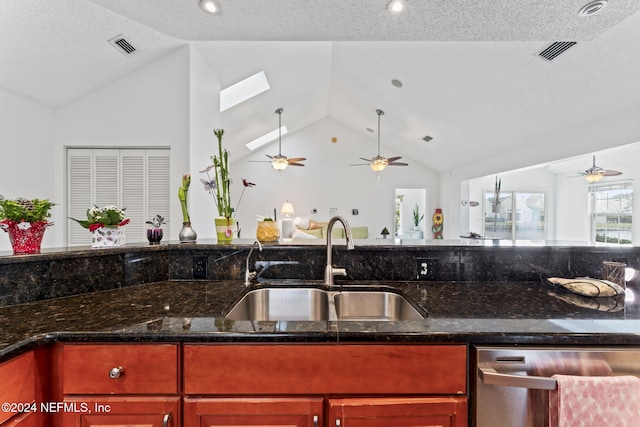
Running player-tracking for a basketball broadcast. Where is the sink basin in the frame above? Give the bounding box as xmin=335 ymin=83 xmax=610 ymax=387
xmin=225 ymin=287 xmax=426 ymax=321
xmin=333 ymin=291 xmax=425 ymax=321
xmin=225 ymin=288 xmax=329 ymax=321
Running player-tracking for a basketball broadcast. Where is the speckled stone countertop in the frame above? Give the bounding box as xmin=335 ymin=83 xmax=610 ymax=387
xmin=1 ymin=278 xmax=639 ymax=361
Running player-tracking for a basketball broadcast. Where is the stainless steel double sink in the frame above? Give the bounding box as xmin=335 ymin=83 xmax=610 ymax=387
xmin=225 ymin=286 xmax=426 ymax=321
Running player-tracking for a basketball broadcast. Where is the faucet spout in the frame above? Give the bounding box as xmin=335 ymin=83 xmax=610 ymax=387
xmin=324 ymin=216 xmax=355 ymax=286
xmin=244 ymin=240 xmax=263 ymax=286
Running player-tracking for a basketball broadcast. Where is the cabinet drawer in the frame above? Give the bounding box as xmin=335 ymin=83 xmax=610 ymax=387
xmin=0 ymin=352 xmax=36 ymax=424
xmin=184 ymin=344 xmax=467 ymax=395
xmin=62 ymin=344 xmax=178 ymax=395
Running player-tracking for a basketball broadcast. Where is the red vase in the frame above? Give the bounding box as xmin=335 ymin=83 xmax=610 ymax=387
xmin=1 ymin=220 xmax=49 ymax=254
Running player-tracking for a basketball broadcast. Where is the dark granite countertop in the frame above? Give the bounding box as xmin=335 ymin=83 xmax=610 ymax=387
xmin=2 ymin=278 xmax=640 ymax=361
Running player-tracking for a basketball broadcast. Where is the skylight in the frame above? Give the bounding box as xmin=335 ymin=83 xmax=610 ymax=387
xmin=220 ymin=71 xmax=270 ymax=112
xmin=246 ymin=126 xmax=288 ymax=151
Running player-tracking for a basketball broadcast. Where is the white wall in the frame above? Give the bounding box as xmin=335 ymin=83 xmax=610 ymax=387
xmin=228 ymin=117 xmax=440 ymax=240
xmin=188 ymin=46 xmax=221 ymax=239
xmin=0 ymin=88 xmax=55 ymax=251
xmin=54 ymin=46 xmax=192 ymax=245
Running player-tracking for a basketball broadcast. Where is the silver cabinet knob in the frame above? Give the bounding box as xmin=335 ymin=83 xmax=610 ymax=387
xmin=108 ymin=366 xmax=124 ymax=379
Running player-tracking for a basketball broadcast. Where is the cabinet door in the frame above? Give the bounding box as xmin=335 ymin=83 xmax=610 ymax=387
xmin=328 ymin=397 xmax=468 ymax=427
xmin=184 ymin=397 xmax=324 ymax=427
xmin=60 ymin=396 xmax=179 ymax=427
xmin=0 ymin=411 xmax=38 ymax=427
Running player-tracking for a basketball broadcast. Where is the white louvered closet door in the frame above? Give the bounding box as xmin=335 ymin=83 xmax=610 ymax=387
xmin=67 ymin=148 xmax=170 ymax=246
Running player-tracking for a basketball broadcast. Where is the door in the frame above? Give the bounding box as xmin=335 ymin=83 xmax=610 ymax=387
xmin=328 ymin=397 xmax=467 ymax=427
xmin=60 ymin=396 xmax=179 ymax=427
xmin=184 ymin=397 xmax=324 ymax=427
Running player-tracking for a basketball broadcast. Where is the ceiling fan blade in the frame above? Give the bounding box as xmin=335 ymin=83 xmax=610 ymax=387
xmin=286 ymin=157 xmax=306 ymax=163
xmin=386 ymin=156 xmax=403 ymax=162
xmin=388 ymin=162 xmax=409 ymax=166
xmin=359 ymin=157 xmax=373 ymax=162
xmin=603 ymin=170 xmax=622 ymax=176
xmin=350 ymin=163 xmax=371 ymax=166
xmin=248 ymin=160 xmax=270 ymax=163
xmin=265 ymin=154 xmax=274 ymax=159
xmin=288 ymin=162 xmax=305 ymax=167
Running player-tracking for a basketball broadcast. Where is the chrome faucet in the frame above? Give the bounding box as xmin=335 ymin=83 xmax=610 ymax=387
xmin=324 ymin=216 xmax=355 ymax=285
xmin=244 ymin=240 xmax=263 ymax=285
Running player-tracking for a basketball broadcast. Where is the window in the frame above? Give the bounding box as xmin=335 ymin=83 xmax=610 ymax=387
xmin=66 ymin=148 xmax=170 ymax=245
xmin=484 ymin=191 xmax=546 ymax=240
xmin=590 ymin=181 xmax=633 ymax=245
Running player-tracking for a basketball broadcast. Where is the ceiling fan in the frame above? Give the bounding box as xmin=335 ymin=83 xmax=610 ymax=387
xmin=578 ymin=155 xmax=622 ymax=183
xmin=250 ymin=108 xmax=306 ymax=171
xmin=350 ymin=109 xmax=408 ymax=171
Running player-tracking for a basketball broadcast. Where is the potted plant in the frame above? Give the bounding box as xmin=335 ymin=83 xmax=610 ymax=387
xmin=200 ymin=129 xmax=254 ymax=243
xmin=145 ymin=214 xmax=166 ymax=245
xmin=412 ymin=203 xmax=424 ymax=230
xmin=380 ymin=227 xmax=390 ymax=239
xmin=0 ymin=196 xmax=55 ymax=254
xmin=178 ymin=173 xmax=197 ymax=242
xmin=70 ymin=205 xmax=129 ymax=248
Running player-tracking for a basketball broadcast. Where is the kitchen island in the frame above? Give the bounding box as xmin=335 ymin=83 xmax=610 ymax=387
xmin=1 ymin=241 xmax=640 ymax=426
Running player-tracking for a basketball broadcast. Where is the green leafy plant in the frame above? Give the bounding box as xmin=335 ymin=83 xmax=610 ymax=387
xmin=200 ymin=129 xmax=232 ymax=218
xmin=70 ymin=205 xmax=129 ymax=231
xmin=146 ymin=214 xmax=166 ymax=228
xmin=178 ymin=173 xmax=191 ymax=223
xmin=0 ymin=196 xmax=54 ymax=223
xmin=381 ymin=226 xmax=390 ymax=237
xmin=412 ymin=204 xmax=424 ymax=227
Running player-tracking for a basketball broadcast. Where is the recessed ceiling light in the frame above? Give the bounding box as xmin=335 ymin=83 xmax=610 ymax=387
xmin=578 ymin=0 xmax=608 ymax=17
xmin=387 ymin=0 xmax=404 ymax=14
xmin=391 ymin=79 xmax=403 ymax=88
xmin=200 ymin=0 xmax=221 ymax=15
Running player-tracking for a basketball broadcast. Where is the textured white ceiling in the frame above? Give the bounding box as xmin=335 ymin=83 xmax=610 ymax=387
xmin=2 ymin=0 xmax=640 ymax=173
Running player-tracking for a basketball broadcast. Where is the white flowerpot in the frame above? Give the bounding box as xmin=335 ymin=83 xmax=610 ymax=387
xmin=91 ymin=226 xmax=126 ymax=248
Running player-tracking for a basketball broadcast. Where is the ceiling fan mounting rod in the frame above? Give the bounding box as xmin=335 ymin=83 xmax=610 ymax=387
xmin=276 ymin=107 xmax=283 ymax=155
xmin=376 ymin=109 xmax=384 ymax=156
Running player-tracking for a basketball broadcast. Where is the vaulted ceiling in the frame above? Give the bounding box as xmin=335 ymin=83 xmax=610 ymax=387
xmin=2 ymin=0 xmax=640 ymax=173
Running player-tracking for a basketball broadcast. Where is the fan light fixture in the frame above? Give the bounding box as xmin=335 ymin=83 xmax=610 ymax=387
xmin=200 ymin=0 xmax=221 ymax=14
xmin=584 ymin=171 xmax=605 ymax=183
xmin=271 ymin=108 xmax=288 ymax=171
xmin=371 ymin=110 xmax=388 ymax=172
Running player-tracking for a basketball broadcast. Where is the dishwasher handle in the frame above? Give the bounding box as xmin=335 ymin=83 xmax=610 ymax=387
xmin=478 ymin=367 xmax=557 ymax=390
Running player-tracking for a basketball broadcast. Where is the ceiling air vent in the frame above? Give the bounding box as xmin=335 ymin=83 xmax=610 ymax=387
xmin=538 ymin=41 xmax=577 ymax=61
xmin=108 ymin=35 xmax=137 ymax=56
xmin=422 ymin=135 xmax=433 ymax=142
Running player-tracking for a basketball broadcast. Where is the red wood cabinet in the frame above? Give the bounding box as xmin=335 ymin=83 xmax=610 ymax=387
xmin=0 ymin=411 xmax=38 ymax=427
xmin=59 ymin=396 xmax=179 ymax=427
xmin=53 ymin=344 xmax=180 ymax=427
xmin=184 ymin=397 xmax=324 ymax=427
xmin=0 ymin=350 xmax=46 ymax=427
xmin=183 ymin=344 xmax=468 ymax=427
xmin=328 ymin=397 xmax=468 ymax=427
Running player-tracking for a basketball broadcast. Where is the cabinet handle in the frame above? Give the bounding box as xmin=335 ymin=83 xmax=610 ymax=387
xmin=313 ymin=415 xmax=318 ymax=427
xmin=108 ymin=366 xmax=124 ymax=379
xmin=335 ymin=420 xmax=341 ymax=427
xmin=162 ymin=413 xmax=172 ymax=427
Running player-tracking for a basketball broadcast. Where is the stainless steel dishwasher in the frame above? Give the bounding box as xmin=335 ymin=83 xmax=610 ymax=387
xmin=475 ymin=346 xmax=640 ymax=427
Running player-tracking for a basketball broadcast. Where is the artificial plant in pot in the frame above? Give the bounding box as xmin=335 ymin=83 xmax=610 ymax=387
xmin=200 ymin=129 xmax=253 ymax=243
xmin=178 ymin=173 xmax=197 ymax=242
xmin=146 ymin=214 xmax=166 ymax=245
xmin=70 ymin=205 xmax=129 ymax=248
xmin=412 ymin=203 xmax=424 ymax=230
xmin=0 ymin=196 xmax=55 ymax=254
